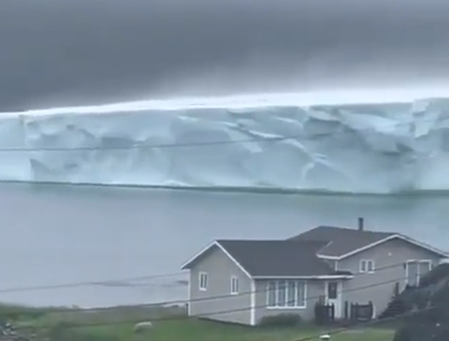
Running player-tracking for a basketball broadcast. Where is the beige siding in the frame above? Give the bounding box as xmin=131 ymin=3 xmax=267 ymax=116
xmin=254 ymin=279 xmax=325 ymax=323
xmin=339 ymin=238 xmax=443 ymax=317
xmin=188 ymin=246 xmax=253 ymax=325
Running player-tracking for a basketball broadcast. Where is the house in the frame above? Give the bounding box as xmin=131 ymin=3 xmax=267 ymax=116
xmin=180 ymin=218 xmax=448 ymax=326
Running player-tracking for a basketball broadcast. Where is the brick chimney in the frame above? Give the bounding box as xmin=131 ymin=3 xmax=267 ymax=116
xmin=358 ymin=217 xmax=364 ymax=231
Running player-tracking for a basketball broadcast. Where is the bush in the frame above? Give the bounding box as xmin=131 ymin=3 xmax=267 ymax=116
xmin=0 ymin=304 xmax=46 ymax=321
xmin=393 ymin=326 xmax=411 ymax=341
xmin=259 ymin=314 xmax=303 ymax=328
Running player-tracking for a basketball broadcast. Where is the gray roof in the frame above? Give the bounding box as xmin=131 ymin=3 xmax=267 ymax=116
xmin=289 ymin=226 xmax=396 ymax=257
xmin=182 ymin=225 xmax=446 ymax=276
xmin=216 ymin=239 xmax=349 ymax=277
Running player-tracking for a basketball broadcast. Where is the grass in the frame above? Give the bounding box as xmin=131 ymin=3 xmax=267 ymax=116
xmin=75 ymin=320 xmax=395 ymax=341
xmin=0 ymin=304 xmax=395 ymax=341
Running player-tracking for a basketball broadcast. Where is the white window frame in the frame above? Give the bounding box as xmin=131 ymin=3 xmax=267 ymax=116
xmin=359 ymin=259 xmax=375 ymax=273
xmin=266 ymin=280 xmax=307 ymax=309
xmin=198 ymin=271 xmax=208 ymax=291
xmin=405 ymin=259 xmax=432 ymax=286
xmin=230 ymin=276 xmax=239 ymax=295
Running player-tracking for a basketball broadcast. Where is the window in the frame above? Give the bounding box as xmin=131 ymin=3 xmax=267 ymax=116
xmin=230 ymin=276 xmax=239 ymax=295
xmin=277 ymin=281 xmax=287 ymax=307
xmin=296 ymin=281 xmax=307 ymax=307
xmin=327 ymin=282 xmax=338 ymax=299
xmin=287 ymin=281 xmax=296 ymax=307
xmin=267 ymin=281 xmax=277 ymax=307
xmin=406 ymin=260 xmax=432 ymax=286
xmin=406 ymin=262 xmax=417 ymax=286
xmin=418 ymin=261 xmax=431 ymax=277
xmin=199 ymin=272 xmax=208 ymax=291
xmin=359 ymin=259 xmax=375 ymax=273
xmin=266 ymin=280 xmax=307 ymax=308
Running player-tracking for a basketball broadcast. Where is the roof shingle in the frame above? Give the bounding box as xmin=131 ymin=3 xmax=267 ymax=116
xmin=217 ymin=239 xmax=347 ymax=277
xmin=182 ymin=225 xmax=446 ymax=276
xmin=288 ymin=226 xmax=395 ymax=257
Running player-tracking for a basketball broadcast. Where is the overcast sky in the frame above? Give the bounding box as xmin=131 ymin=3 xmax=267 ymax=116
xmin=0 ymin=0 xmax=448 ymax=111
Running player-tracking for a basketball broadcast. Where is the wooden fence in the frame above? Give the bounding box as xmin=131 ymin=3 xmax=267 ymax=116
xmin=344 ymin=301 xmax=374 ymax=322
xmin=314 ymin=300 xmax=374 ymax=325
xmin=314 ymin=302 xmax=335 ymax=325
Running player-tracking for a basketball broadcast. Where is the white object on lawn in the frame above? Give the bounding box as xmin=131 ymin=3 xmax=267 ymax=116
xmin=133 ymin=321 xmax=153 ymax=333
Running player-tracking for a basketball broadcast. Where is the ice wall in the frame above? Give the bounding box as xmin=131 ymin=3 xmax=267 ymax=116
xmin=0 ymin=92 xmax=448 ymax=194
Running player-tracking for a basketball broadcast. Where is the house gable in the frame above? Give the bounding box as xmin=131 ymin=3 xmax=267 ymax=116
xmin=181 ymin=239 xmax=352 ymax=279
xmin=339 ymin=237 xmax=445 ymax=274
xmin=186 ymin=242 xmax=255 ymax=325
xmin=339 ymin=236 xmax=445 ymax=317
xmin=181 ymin=241 xmax=252 ymax=278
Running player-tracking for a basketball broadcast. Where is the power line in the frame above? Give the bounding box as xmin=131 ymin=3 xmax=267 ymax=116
xmin=0 ymin=261 xmax=402 ymax=296
xmin=188 ymin=276 xmax=406 ymax=322
xmin=14 ymin=275 xmax=408 ymax=332
xmin=0 ymin=116 xmax=446 ymax=153
xmin=0 ymin=262 xmax=407 ymax=317
xmin=0 ymin=272 xmax=184 ymax=294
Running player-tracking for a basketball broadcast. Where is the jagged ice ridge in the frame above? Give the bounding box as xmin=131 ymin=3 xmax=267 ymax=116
xmin=0 ymin=90 xmax=448 ymax=194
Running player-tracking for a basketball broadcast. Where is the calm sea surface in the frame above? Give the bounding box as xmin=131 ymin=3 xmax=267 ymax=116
xmin=0 ymin=183 xmax=448 ymax=307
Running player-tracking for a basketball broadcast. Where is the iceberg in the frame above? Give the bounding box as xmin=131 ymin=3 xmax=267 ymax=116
xmin=0 ymin=90 xmax=448 ymax=194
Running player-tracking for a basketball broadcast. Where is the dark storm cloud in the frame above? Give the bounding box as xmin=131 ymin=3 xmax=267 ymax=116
xmin=0 ymin=0 xmax=448 ymax=111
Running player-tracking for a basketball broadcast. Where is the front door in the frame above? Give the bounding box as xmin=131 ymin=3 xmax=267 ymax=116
xmin=325 ymin=281 xmax=342 ymax=318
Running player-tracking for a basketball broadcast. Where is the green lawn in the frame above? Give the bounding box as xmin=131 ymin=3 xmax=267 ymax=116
xmin=42 ymin=319 xmax=395 ymax=341
xmin=1 ymin=304 xmax=394 ymax=341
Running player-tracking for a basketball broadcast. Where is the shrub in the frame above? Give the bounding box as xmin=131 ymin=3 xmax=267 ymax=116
xmin=0 ymin=304 xmax=46 ymax=322
xmin=258 ymin=313 xmax=303 ymax=328
xmin=393 ymin=326 xmax=411 ymax=341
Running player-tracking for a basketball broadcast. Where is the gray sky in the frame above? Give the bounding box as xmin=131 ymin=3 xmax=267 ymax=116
xmin=0 ymin=0 xmax=448 ymax=111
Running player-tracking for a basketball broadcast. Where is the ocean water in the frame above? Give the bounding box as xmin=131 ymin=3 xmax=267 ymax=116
xmin=0 ymin=183 xmax=448 ymax=308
